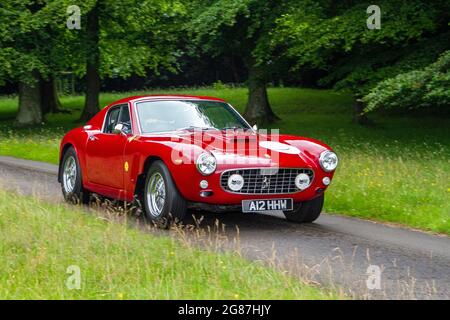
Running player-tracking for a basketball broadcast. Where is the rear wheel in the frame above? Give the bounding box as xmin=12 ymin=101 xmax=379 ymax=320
xmin=61 ymin=147 xmax=90 ymax=204
xmin=143 ymin=160 xmax=187 ymax=228
xmin=283 ymin=194 xmax=324 ymax=223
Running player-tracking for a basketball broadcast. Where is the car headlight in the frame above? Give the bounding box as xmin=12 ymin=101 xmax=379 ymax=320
xmin=319 ymin=150 xmax=338 ymax=172
xmin=196 ymin=152 xmax=217 ymax=175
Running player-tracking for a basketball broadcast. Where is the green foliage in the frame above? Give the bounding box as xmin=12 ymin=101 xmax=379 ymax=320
xmin=276 ymin=0 xmax=446 ymax=68
xmin=274 ymin=0 xmax=450 ymax=97
xmin=187 ymin=0 xmax=291 ymax=68
xmin=186 ymin=0 xmax=252 ymax=56
xmin=363 ymin=51 xmax=450 ymax=112
xmin=98 ymin=0 xmax=186 ymax=79
xmin=212 ymin=80 xmax=228 ymax=90
xmin=320 ymin=32 xmax=450 ymax=96
xmin=0 ymin=0 xmax=186 ymax=85
xmin=0 ymin=0 xmax=80 ymax=84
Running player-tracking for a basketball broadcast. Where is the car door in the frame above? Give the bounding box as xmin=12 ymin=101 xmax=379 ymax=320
xmin=85 ymin=104 xmax=131 ymax=189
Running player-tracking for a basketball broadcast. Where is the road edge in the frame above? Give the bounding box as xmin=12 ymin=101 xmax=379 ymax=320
xmin=0 ymin=156 xmax=58 ymax=176
xmin=1 ymin=155 xmax=449 ymax=240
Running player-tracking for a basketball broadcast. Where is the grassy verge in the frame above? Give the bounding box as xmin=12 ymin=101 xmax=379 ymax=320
xmin=0 ymin=189 xmax=337 ymax=299
xmin=0 ymin=87 xmax=449 ymax=234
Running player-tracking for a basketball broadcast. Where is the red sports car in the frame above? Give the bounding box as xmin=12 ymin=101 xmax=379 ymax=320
xmin=59 ymin=95 xmax=338 ymax=228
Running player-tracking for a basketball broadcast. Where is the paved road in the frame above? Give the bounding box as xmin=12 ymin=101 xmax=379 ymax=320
xmin=0 ymin=156 xmax=449 ymax=299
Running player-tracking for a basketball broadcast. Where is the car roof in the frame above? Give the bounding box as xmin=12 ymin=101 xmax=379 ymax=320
xmin=111 ymin=94 xmax=226 ymax=105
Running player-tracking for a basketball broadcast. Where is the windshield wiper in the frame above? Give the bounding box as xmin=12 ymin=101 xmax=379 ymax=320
xmin=176 ymin=126 xmax=217 ymax=132
xmin=221 ymin=126 xmax=249 ymax=131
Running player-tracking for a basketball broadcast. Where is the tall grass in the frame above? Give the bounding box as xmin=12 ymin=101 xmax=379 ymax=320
xmin=327 ymin=142 xmax=449 ymax=233
xmin=0 ymin=189 xmax=337 ymax=299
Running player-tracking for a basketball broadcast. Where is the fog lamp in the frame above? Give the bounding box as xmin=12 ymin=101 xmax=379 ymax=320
xmin=228 ymin=174 xmax=244 ymax=192
xmin=295 ymin=173 xmax=311 ymax=190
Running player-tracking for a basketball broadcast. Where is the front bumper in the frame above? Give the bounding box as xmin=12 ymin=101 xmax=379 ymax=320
xmin=176 ymin=167 xmax=333 ymax=205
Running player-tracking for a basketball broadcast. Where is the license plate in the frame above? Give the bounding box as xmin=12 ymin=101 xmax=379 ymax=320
xmin=242 ymin=198 xmax=293 ymax=213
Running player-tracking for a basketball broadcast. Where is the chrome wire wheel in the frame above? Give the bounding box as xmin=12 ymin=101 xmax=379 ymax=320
xmin=146 ymin=172 xmax=166 ymax=217
xmin=63 ymin=156 xmax=77 ymax=193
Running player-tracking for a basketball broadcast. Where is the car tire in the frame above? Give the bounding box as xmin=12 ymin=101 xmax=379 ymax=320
xmin=283 ymin=194 xmax=324 ymax=223
xmin=60 ymin=147 xmax=90 ymax=204
xmin=143 ymin=160 xmax=187 ymax=229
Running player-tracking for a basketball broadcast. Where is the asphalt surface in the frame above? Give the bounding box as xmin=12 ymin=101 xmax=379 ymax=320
xmin=0 ymin=155 xmax=449 ymax=299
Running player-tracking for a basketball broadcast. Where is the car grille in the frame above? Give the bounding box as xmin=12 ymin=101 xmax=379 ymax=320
xmin=220 ymin=168 xmax=314 ymax=194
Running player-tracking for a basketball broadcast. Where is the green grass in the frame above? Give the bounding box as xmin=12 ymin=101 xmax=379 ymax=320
xmin=0 ymin=87 xmax=449 ymax=234
xmin=0 ymin=189 xmax=336 ymax=299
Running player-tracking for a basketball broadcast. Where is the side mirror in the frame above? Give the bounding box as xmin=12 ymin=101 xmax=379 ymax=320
xmin=83 ymin=124 xmax=100 ymax=131
xmin=252 ymin=124 xmax=258 ymax=131
xmin=113 ymin=123 xmax=126 ymax=135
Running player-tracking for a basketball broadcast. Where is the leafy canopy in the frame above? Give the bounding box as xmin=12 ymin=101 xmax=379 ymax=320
xmin=187 ymin=0 xmax=292 ymax=67
xmin=0 ymin=0 xmax=186 ymax=84
xmin=363 ymin=50 xmax=450 ymax=111
xmin=274 ymin=0 xmax=450 ymax=96
xmin=0 ymin=0 xmax=79 ymax=85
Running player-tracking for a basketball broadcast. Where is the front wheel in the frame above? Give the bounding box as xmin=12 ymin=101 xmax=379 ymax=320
xmin=143 ymin=160 xmax=187 ymax=229
xmin=283 ymin=194 xmax=324 ymax=223
xmin=60 ymin=147 xmax=90 ymax=204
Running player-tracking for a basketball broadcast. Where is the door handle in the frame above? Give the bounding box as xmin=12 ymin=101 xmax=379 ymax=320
xmin=89 ymin=135 xmax=99 ymax=141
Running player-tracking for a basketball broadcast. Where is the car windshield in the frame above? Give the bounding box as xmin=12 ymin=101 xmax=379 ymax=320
xmin=136 ymin=100 xmax=251 ymax=133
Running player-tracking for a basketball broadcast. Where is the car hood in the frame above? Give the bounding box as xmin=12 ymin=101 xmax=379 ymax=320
xmin=139 ymin=131 xmax=331 ymax=169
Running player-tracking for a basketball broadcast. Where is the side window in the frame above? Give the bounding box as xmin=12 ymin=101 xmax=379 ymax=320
xmin=118 ymin=105 xmax=131 ymax=134
xmin=104 ymin=107 xmax=121 ymax=133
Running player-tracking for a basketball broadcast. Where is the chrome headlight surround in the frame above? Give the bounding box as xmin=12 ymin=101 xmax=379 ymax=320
xmin=319 ymin=150 xmax=338 ymax=172
xmin=196 ymin=152 xmax=217 ymax=175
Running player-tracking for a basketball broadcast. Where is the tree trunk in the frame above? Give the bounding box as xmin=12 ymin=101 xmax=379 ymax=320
xmin=81 ymin=65 xmax=100 ymax=121
xmin=226 ymin=56 xmax=240 ymax=83
xmin=243 ymin=61 xmax=279 ymax=125
xmin=353 ymin=98 xmax=372 ymax=125
xmin=80 ymin=2 xmax=100 ymax=121
xmin=41 ymin=76 xmax=62 ymax=114
xmin=16 ymin=74 xmax=42 ymax=126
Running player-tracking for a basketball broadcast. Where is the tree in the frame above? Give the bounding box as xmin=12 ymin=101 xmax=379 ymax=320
xmin=16 ymin=72 xmax=42 ymax=125
xmin=187 ymin=0 xmax=292 ymax=125
xmin=274 ymin=0 xmax=450 ymax=123
xmin=78 ymin=0 xmax=185 ymax=121
xmin=362 ymin=50 xmax=450 ymax=112
xmin=80 ymin=1 xmax=101 ymax=121
xmin=0 ymin=0 xmax=186 ymax=123
xmin=41 ymin=76 xmax=63 ymax=114
xmin=0 ymin=0 xmax=77 ymax=125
